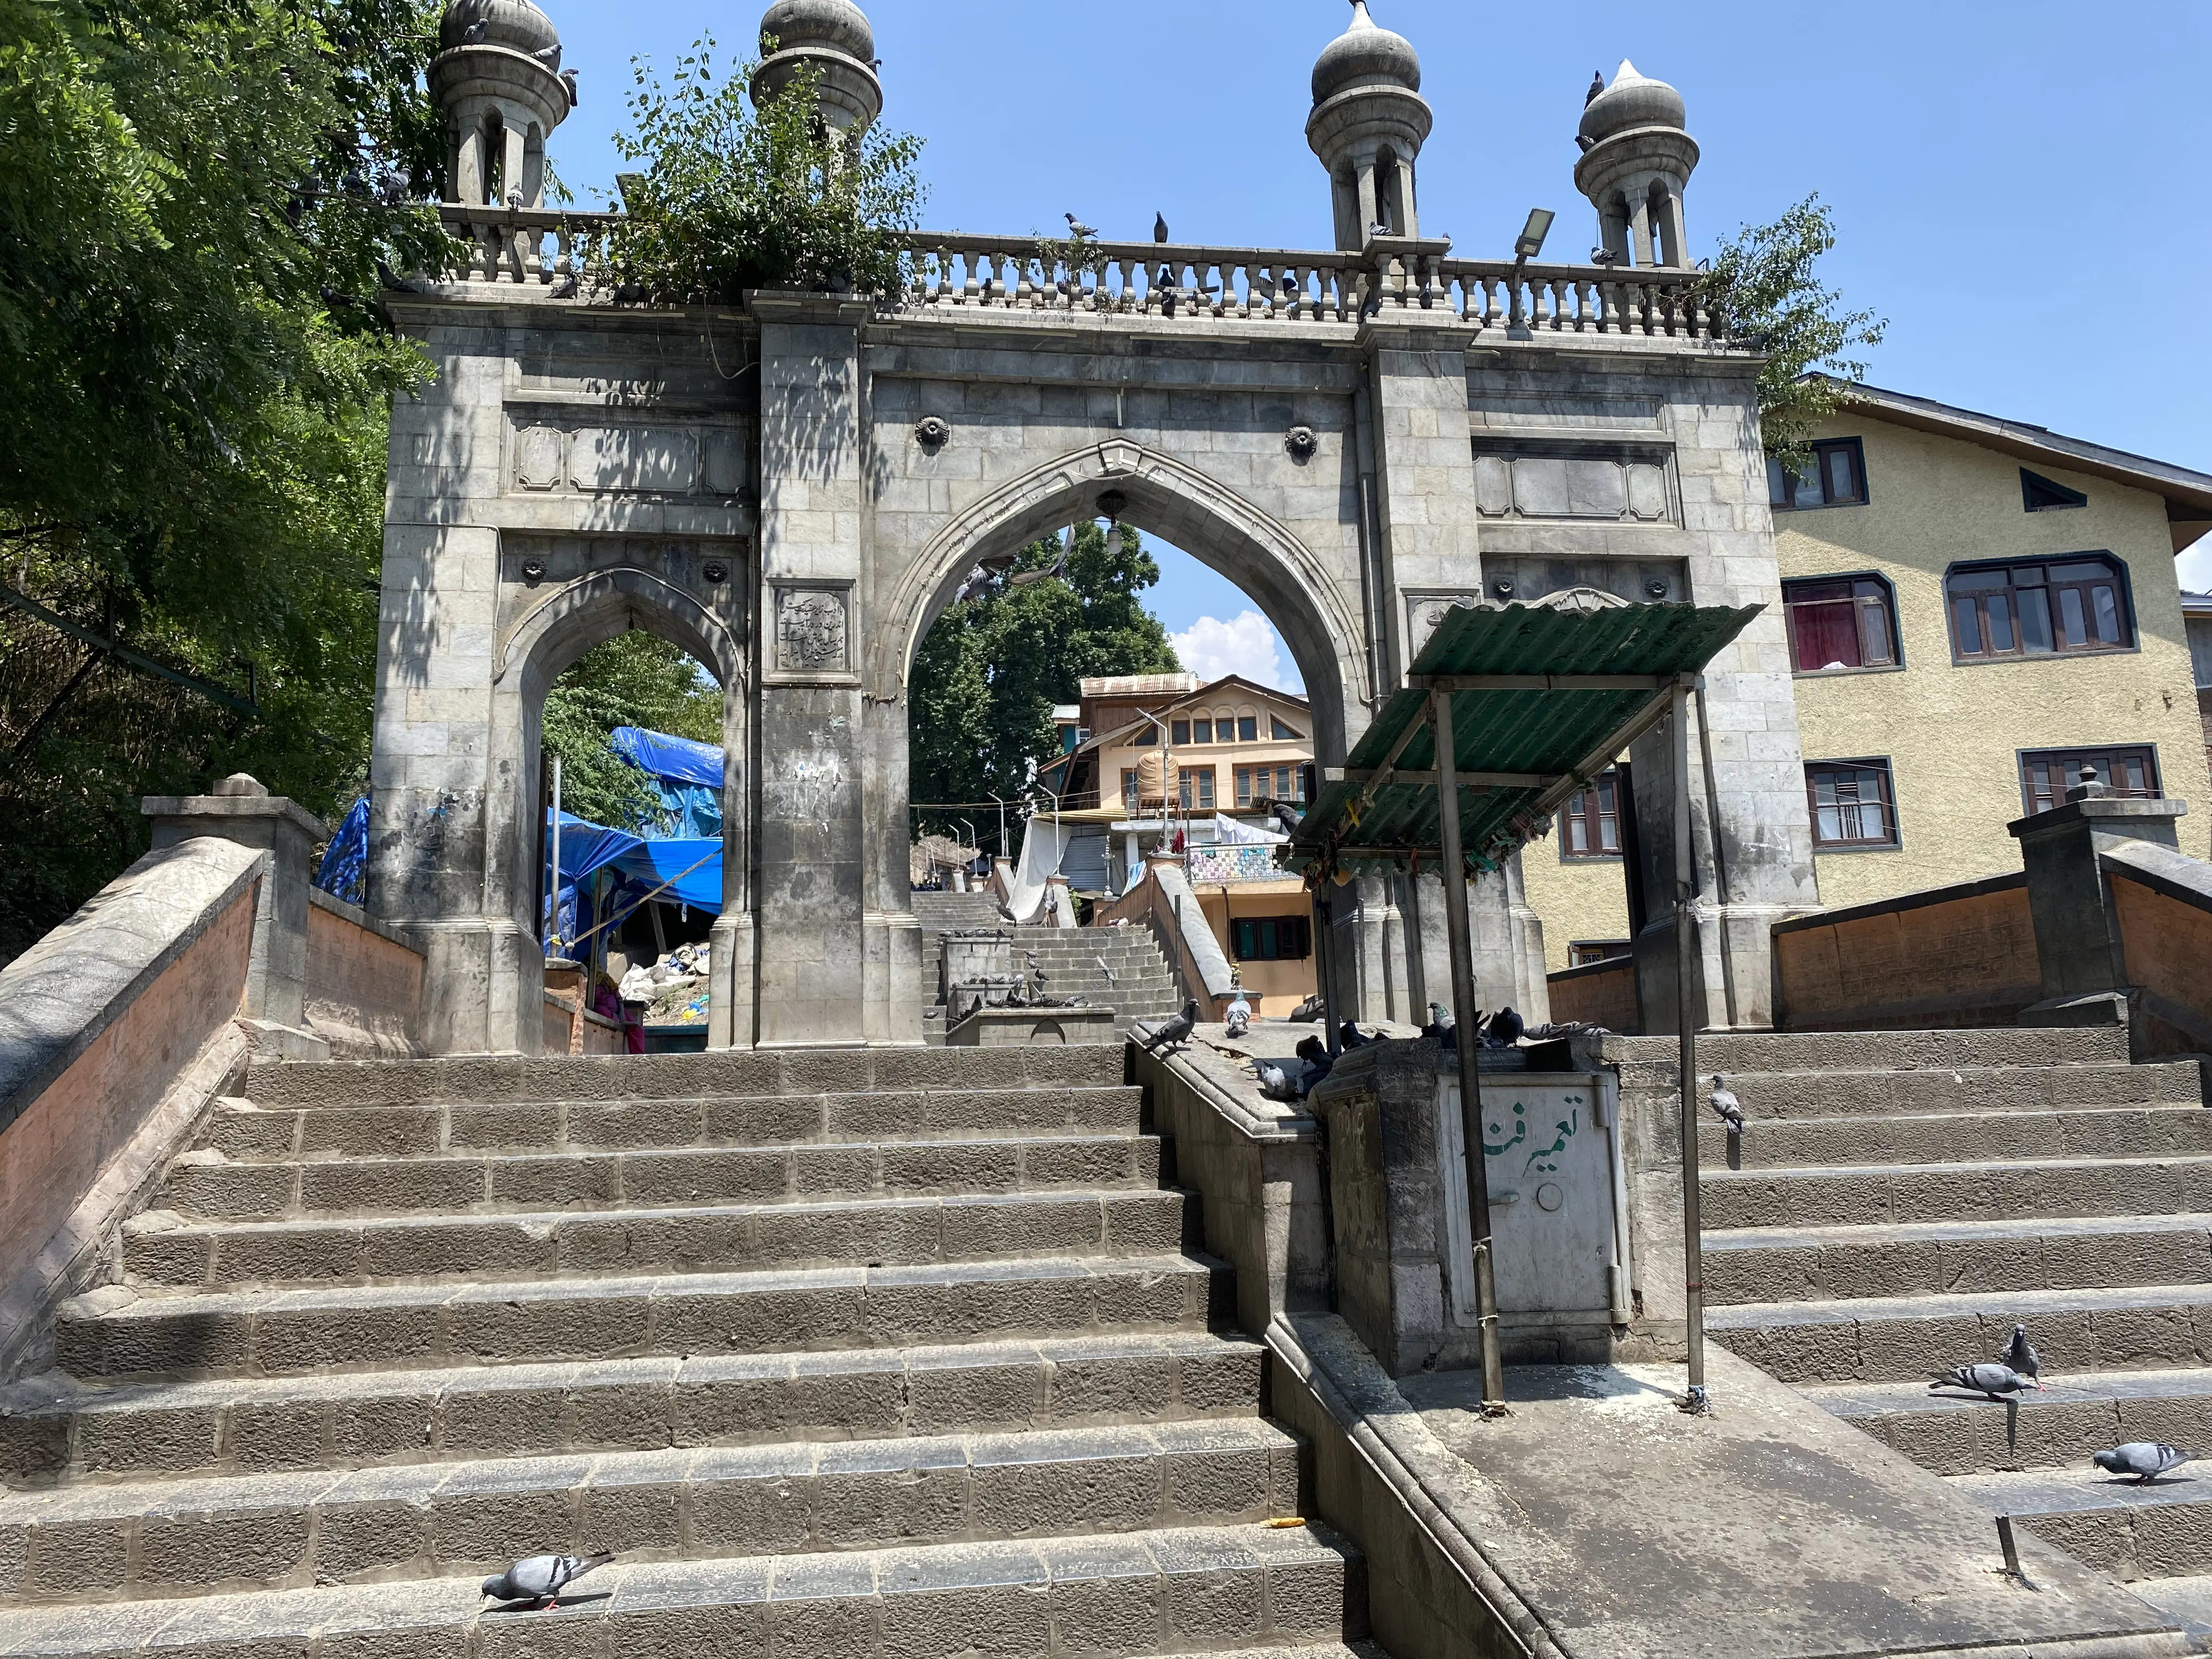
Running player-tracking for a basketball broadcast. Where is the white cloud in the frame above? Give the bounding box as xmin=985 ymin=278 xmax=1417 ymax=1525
xmin=1170 ymin=610 xmax=1304 ymax=693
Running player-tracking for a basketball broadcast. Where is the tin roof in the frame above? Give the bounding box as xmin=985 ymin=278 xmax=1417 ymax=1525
xmin=1285 ymin=601 xmax=1760 ymax=884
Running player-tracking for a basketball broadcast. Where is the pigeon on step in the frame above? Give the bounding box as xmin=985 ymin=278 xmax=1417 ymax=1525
xmin=1296 ymin=1035 xmax=1333 ymax=1090
xmin=1931 ymin=1363 xmax=2038 ymax=1402
xmin=2002 ymin=1323 xmax=2042 ymax=1383
xmin=2094 ymin=1443 xmax=2196 ymax=1486
xmin=1483 ymin=1007 xmax=1524 ymax=1048
xmin=482 ymin=1553 xmax=613 ymax=1610
xmin=1708 ymin=1075 xmax=1745 ymax=1137
xmin=1339 ymin=1020 xmax=1373 ymax=1050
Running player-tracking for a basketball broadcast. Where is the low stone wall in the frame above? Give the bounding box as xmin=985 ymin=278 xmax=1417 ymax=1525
xmin=0 ymin=838 xmax=262 ymax=1378
xmin=1547 ymin=955 xmax=1638 ymax=1034
xmin=304 ymin=888 xmax=423 ymax=1058
xmin=2107 ymin=840 xmax=2212 ymax=1053
xmin=1770 ymin=871 xmax=2040 ymax=1031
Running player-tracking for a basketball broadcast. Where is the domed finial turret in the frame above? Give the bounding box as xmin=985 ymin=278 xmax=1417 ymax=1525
xmin=1574 ymin=58 xmax=1700 ymax=269
xmin=753 ymin=0 xmax=884 ymax=133
xmin=432 ymin=0 xmax=573 ymax=208
xmin=1306 ymin=2 xmax=1433 ymax=252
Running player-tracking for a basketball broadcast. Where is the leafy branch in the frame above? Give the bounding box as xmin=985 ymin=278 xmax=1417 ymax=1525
xmin=1696 ymin=194 xmax=1887 ymax=469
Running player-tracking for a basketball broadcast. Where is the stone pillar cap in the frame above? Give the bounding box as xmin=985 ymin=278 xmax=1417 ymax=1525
xmin=2009 ymin=797 xmax=2189 ymax=839
xmin=212 ymin=774 xmax=270 ymax=798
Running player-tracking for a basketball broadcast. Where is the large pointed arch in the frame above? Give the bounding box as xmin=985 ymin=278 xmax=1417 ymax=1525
xmin=871 ymin=440 xmax=1373 ymax=761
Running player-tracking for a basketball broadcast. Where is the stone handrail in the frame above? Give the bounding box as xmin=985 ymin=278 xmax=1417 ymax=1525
xmin=425 ymin=207 xmax=1719 ymax=340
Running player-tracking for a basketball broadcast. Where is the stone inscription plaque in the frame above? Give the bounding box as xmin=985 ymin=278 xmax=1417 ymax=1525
xmin=775 ymin=588 xmax=849 ymax=675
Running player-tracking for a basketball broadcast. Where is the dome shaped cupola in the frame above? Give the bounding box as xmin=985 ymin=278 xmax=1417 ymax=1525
xmin=753 ymin=0 xmax=884 ymax=133
xmin=431 ymin=0 xmax=573 ymax=210
xmin=1310 ymin=1 xmax=1421 ymax=104
xmin=1573 ymin=58 xmax=1700 ymax=270
xmin=439 ymin=0 xmax=561 ymax=60
xmin=1305 ymin=2 xmax=1434 ymax=252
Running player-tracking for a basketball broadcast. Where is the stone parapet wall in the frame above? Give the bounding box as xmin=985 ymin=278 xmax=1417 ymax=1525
xmin=1547 ymin=955 xmax=1639 ymax=1034
xmin=304 ymin=888 xmax=424 ymax=1058
xmin=1770 ymin=871 xmax=2040 ymax=1031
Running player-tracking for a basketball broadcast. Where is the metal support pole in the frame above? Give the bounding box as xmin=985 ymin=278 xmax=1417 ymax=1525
xmin=1430 ymin=689 xmax=1508 ymax=1414
xmin=549 ymin=755 xmax=564 ymax=952
xmin=1672 ymin=680 xmax=1707 ymax=1400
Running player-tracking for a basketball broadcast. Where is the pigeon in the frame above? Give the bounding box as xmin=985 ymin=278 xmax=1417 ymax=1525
xmin=1367 ymin=222 xmax=1393 ymax=241
xmin=376 ymin=258 xmax=441 ymax=297
xmin=482 ymin=1552 xmax=613 ymax=1609
xmin=1708 ymin=1075 xmax=1745 ymax=1137
xmin=461 ymin=18 xmax=488 ymax=42
xmin=1585 ymin=70 xmax=1605 ymax=106
xmin=1296 ymin=1035 xmax=1333 ymax=1086
xmin=952 ymin=564 xmax=995 ymax=606
xmin=1267 ymin=801 xmax=1304 ymax=834
xmin=1289 ymin=994 xmax=1325 ymax=1024
xmin=1005 ymin=550 xmax=1067 ymax=589
xmin=1423 ymin=1002 xmax=1454 ymax=1042
xmin=2002 ymin=1324 xmax=2042 ymax=1383
xmin=1154 ymin=212 xmax=1170 ymax=244
xmin=547 ymin=271 xmax=579 ymax=300
xmin=1931 ymin=1363 xmax=2038 ymax=1402
xmin=2094 ymin=1443 xmax=2197 ymax=1486
xmin=531 ymin=43 xmax=561 ymax=67
xmin=1065 ymin=212 xmax=1098 ymax=240
xmin=1224 ymin=996 xmax=1252 ymax=1040
xmin=1140 ymin=998 xmax=1199 ymax=1052
xmin=1095 ymin=955 xmax=1116 ymax=984
xmin=1590 ymin=248 xmax=1620 ymax=268
xmin=1252 ymin=1058 xmax=1303 ymax=1102
xmin=1339 ymin=1021 xmax=1373 ymax=1050
xmin=1483 ymin=1007 xmax=1524 ymax=1048
xmin=561 ymin=68 xmax=580 ymax=105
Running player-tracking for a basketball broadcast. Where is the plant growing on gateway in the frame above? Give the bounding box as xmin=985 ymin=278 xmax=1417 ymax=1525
xmin=602 ymin=35 xmax=924 ymax=303
xmin=1696 ymin=194 xmax=1887 ymax=470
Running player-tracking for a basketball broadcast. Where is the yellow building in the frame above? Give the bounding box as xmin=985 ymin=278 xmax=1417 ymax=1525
xmin=1523 ymin=383 xmax=2212 ymax=971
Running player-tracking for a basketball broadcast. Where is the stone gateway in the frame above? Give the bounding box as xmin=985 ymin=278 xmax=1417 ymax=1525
xmin=369 ymin=0 xmax=1822 ymax=1054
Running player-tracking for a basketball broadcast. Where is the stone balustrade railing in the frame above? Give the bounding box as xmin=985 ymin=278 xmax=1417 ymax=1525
xmin=430 ymin=207 xmax=1718 ymax=342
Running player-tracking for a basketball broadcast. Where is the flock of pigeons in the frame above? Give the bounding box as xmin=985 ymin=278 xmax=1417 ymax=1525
xmin=1931 ymin=1322 xmax=2195 ymax=1485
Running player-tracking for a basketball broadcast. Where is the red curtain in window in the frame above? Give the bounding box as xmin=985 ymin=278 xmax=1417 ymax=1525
xmin=1791 ymin=601 xmax=1862 ymax=672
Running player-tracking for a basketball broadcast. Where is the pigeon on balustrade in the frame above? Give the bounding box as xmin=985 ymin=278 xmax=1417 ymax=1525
xmin=1140 ymin=999 xmax=1199 ymax=1052
xmin=1931 ymin=1363 xmax=2039 ymax=1402
xmin=482 ymin=1553 xmax=613 ymax=1610
xmin=1155 ymin=212 xmax=1170 ymax=245
xmin=1708 ymin=1075 xmax=1745 ymax=1138
xmin=2002 ymin=1324 xmax=2042 ymax=1384
xmin=1065 ymin=212 xmax=1098 ymax=240
xmin=2094 ymin=1443 xmax=2196 ymax=1486
xmin=1483 ymin=1007 xmax=1524 ymax=1049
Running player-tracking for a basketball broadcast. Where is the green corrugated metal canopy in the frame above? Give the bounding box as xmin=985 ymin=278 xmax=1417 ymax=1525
xmin=1283 ymin=601 xmax=1761 ymax=885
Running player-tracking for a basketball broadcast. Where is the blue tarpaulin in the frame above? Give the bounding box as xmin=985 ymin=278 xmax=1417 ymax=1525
xmin=611 ymin=838 xmax=723 ymax=912
xmin=314 ymin=798 xmax=370 ymax=905
xmin=545 ymin=811 xmax=721 ymax=951
xmin=612 ymin=726 xmax=724 ymax=839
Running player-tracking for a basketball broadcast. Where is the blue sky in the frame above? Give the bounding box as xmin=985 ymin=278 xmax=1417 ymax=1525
xmin=543 ymin=1 xmax=2212 ymax=688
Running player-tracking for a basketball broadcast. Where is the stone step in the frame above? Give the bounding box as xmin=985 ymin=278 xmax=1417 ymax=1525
xmin=240 ymin=1046 xmax=1130 ymax=1111
xmin=1683 ymin=1062 xmax=2203 ymax=1123
xmin=55 ymin=1254 xmax=1229 ymax=1383
xmin=161 ymin=1132 xmax=1166 ymax=1221
xmin=0 ymin=1524 xmax=1365 ymax=1652
xmin=1709 ymin=1283 xmax=2212 ymax=1386
xmin=1614 ymin=1025 xmax=2137 ymax=1076
xmin=122 ymin=1188 xmax=1198 ymax=1292
xmin=1701 ymin=1153 xmax=2212 ymax=1231
xmin=1697 ymin=1106 xmax=2212 ymax=1171
xmin=1946 ymin=1465 xmax=2212 ymax=1582
xmin=0 ymin=1418 xmax=1304 ymax=1607
xmin=2133 ymin=1573 xmax=2212 ymax=1641
xmin=1807 ymin=1367 xmax=2212 ymax=1479
xmin=1704 ymin=1214 xmax=2212 ymax=1306
xmin=0 ymin=1333 xmax=1267 ymax=1489
xmin=207 ymin=1086 xmax=1148 ymax=1160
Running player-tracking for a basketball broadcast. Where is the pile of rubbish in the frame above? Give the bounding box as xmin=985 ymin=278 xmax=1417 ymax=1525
xmin=618 ymin=943 xmax=712 ymax=1025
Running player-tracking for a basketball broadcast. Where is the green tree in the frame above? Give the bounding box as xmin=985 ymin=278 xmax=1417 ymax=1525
xmin=1697 ymin=194 xmax=1887 ymax=467
xmin=603 ymin=36 xmax=925 ymax=302
xmin=909 ymin=524 xmax=1181 ymax=855
xmin=543 ymin=635 xmax=725 ymax=833
xmin=0 ymin=0 xmax=450 ymax=962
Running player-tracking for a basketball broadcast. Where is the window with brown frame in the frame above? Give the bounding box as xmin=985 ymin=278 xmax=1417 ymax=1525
xmin=2019 ymin=746 xmax=2160 ymax=816
xmin=1171 ymin=720 xmax=1190 ymax=746
xmin=1272 ymin=716 xmax=1304 ymax=741
xmin=1560 ymin=769 xmax=1622 ymax=859
xmin=1784 ymin=576 xmax=1897 ymax=674
xmin=1235 ymin=768 xmax=1255 ymax=808
xmin=1121 ymin=770 xmax=1140 ymax=812
xmin=1569 ymin=941 xmax=1632 ymax=968
xmin=1178 ymin=767 xmax=1217 ymax=811
xmin=1948 ymin=556 xmax=2132 ymax=661
xmin=1237 ymin=715 xmax=1259 ymax=743
xmin=1805 ymin=759 xmax=1898 ymax=850
xmin=1768 ymin=438 xmax=1868 ymax=510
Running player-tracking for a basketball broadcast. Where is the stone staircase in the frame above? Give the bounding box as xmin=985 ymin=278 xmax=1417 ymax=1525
xmin=913 ymin=892 xmax=1183 ymax=1044
xmin=0 ymin=1046 xmax=1376 ymax=1657
xmin=1625 ymin=1025 xmax=2212 ymax=1610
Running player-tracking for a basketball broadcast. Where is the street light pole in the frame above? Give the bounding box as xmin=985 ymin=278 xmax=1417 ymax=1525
xmin=1673 ymin=678 xmax=1709 ymax=1408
